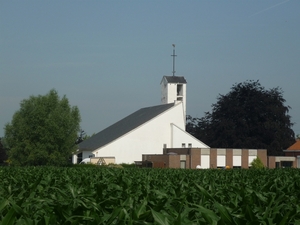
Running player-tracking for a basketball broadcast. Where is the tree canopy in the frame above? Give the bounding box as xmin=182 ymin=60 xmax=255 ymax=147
xmin=0 ymin=138 xmax=8 ymax=164
xmin=187 ymin=80 xmax=295 ymax=156
xmin=4 ymin=89 xmax=81 ymax=166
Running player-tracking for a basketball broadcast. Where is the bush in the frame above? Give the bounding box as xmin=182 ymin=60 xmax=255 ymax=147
xmin=250 ymin=157 xmax=265 ymax=169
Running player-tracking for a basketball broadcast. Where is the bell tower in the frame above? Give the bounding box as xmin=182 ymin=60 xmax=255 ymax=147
xmin=160 ymin=45 xmax=187 ymax=121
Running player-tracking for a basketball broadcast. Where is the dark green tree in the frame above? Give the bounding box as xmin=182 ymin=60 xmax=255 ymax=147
xmin=4 ymin=89 xmax=81 ymax=166
xmin=187 ymin=80 xmax=295 ymax=156
xmin=0 ymin=138 xmax=8 ymax=164
xmin=75 ymin=129 xmax=92 ymax=144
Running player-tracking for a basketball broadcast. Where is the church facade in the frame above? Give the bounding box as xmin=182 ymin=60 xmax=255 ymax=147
xmin=72 ymin=75 xmax=209 ymax=164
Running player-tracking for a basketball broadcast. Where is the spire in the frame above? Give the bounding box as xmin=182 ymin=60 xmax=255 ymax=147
xmin=171 ymin=44 xmax=177 ymax=76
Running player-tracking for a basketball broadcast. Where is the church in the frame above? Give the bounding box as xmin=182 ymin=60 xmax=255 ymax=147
xmin=72 ymin=72 xmax=210 ymax=164
xmin=72 ymin=47 xmax=272 ymax=169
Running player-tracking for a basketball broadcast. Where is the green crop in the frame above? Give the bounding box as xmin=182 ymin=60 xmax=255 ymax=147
xmin=0 ymin=167 xmax=300 ymax=224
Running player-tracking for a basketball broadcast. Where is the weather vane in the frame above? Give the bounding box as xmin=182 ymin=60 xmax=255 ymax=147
xmin=171 ymin=44 xmax=177 ymax=76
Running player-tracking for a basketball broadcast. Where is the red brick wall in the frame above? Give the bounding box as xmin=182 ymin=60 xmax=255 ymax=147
xmin=226 ymin=149 xmax=233 ymax=168
xmin=152 ymin=161 xmax=166 ymax=168
xmin=186 ymin=155 xmax=190 ymax=169
xmin=143 ymin=148 xmax=269 ymax=169
xmin=144 ymin=155 xmax=169 ymax=168
xmin=257 ymin=149 xmax=267 ymax=167
xmin=190 ymin=149 xmax=201 ymax=169
xmin=210 ymin=148 xmax=217 ymax=168
xmin=268 ymin=156 xmax=276 ymax=168
xmin=241 ymin=149 xmax=249 ymax=168
xmin=169 ymin=155 xmax=180 ymax=168
xmin=165 ymin=148 xmax=190 ymax=155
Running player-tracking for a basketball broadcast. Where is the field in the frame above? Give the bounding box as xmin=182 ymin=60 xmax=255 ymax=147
xmin=0 ymin=167 xmax=300 ymax=225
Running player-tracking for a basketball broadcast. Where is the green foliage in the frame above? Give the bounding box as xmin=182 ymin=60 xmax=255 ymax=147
xmin=250 ymin=157 xmax=265 ymax=169
xmin=119 ymin=163 xmax=136 ymax=168
xmin=0 ymin=138 xmax=8 ymax=164
xmin=75 ymin=129 xmax=92 ymax=144
xmin=4 ymin=89 xmax=81 ymax=166
xmin=0 ymin=167 xmax=300 ymax=224
xmin=187 ymin=80 xmax=295 ymax=156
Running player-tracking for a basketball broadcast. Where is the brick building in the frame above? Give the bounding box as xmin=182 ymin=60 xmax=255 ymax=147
xmin=141 ymin=148 xmax=267 ymax=169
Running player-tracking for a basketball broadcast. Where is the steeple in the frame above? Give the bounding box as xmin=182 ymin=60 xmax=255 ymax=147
xmin=160 ymin=45 xmax=187 ymax=123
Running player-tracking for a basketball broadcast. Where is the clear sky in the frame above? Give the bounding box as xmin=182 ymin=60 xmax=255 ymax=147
xmin=1 ymin=0 xmax=299 ymax=138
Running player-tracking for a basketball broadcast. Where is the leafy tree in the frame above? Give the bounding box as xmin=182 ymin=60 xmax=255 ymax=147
xmin=187 ymin=80 xmax=295 ymax=156
xmin=0 ymin=138 xmax=8 ymax=164
xmin=4 ymin=89 xmax=81 ymax=166
xmin=75 ymin=129 xmax=91 ymax=144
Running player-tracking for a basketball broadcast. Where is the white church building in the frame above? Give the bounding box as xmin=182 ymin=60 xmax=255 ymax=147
xmin=72 ymin=75 xmax=209 ymax=164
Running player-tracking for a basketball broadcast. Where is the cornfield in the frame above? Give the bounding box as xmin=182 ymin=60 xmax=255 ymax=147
xmin=0 ymin=167 xmax=300 ymax=224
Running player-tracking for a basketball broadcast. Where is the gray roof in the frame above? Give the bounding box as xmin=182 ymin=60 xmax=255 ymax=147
xmin=78 ymin=103 xmax=175 ymax=151
xmin=163 ymin=76 xmax=187 ymax=84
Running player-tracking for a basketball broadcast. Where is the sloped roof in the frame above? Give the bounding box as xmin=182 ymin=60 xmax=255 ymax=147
xmin=163 ymin=76 xmax=187 ymax=84
xmin=287 ymin=140 xmax=300 ymax=151
xmin=78 ymin=103 xmax=175 ymax=151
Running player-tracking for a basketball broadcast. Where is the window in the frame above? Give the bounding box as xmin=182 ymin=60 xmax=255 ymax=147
xmin=201 ymin=155 xmax=210 ymax=169
xmin=217 ymin=155 xmax=226 ymax=167
xmin=281 ymin=161 xmax=293 ymax=168
xmin=77 ymin=153 xmax=82 ymax=164
xmin=163 ymin=144 xmax=167 ymax=148
xmin=177 ymin=84 xmax=183 ymax=96
xmin=233 ymin=156 xmax=241 ymax=167
xmin=182 ymin=143 xmax=186 ymax=148
xmin=248 ymin=156 xmax=257 ymax=166
xmin=180 ymin=160 xmax=186 ymax=169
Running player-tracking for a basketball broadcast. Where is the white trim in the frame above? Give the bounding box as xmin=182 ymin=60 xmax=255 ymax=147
xmin=275 ymin=156 xmax=295 ymax=162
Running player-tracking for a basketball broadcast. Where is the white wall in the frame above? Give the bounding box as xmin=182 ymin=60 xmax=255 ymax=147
xmin=72 ymin=150 xmax=93 ymax=164
xmin=161 ymin=78 xmax=186 ymax=121
xmin=171 ymin=123 xmax=209 ymax=148
xmin=93 ymin=103 xmax=185 ymax=164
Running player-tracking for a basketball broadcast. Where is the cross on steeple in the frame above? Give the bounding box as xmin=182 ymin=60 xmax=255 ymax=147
xmin=171 ymin=44 xmax=177 ymax=76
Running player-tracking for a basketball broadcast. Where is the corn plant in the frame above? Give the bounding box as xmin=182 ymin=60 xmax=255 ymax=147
xmin=0 ymin=167 xmax=300 ymax=224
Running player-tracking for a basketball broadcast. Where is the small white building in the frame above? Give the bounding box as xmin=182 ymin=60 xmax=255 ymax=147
xmin=72 ymin=76 xmax=209 ymax=164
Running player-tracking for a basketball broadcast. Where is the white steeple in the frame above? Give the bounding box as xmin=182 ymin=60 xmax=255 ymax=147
xmin=160 ymin=45 xmax=187 ymax=122
xmin=160 ymin=76 xmax=187 ymax=122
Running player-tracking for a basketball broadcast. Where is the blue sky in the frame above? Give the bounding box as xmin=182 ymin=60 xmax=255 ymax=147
xmin=1 ymin=0 xmax=299 ymax=138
